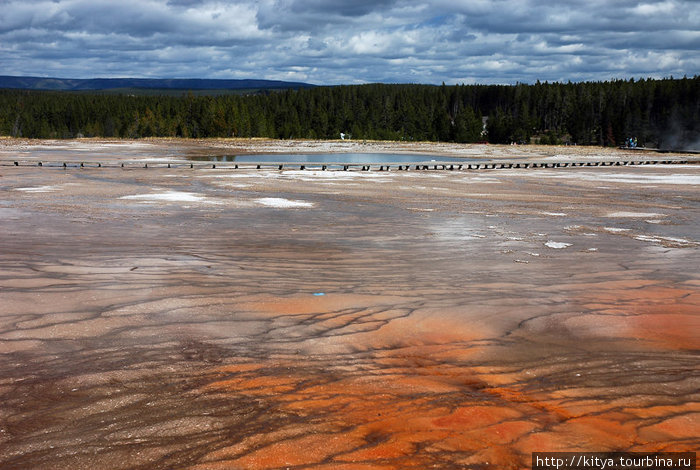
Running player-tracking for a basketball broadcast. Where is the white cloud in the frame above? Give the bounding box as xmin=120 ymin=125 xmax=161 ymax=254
xmin=634 ymin=1 xmax=677 ymax=16
xmin=0 ymin=0 xmax=698 ymax=84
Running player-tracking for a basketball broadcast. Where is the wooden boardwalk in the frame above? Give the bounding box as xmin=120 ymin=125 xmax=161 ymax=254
xmin=4 ymin=158 xmax=699 ymax=170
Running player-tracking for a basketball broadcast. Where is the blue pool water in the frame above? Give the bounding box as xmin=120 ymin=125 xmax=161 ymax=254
xmin=190 ymin=153 xmax=470 ymax=163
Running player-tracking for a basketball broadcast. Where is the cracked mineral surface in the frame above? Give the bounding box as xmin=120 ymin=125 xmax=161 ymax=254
xmin=1 ymin=139 xmax=698 ymax=469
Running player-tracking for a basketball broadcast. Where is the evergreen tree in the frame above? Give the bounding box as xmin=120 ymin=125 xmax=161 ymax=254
xmin=0 ymin=77 xmax=697 ymax=147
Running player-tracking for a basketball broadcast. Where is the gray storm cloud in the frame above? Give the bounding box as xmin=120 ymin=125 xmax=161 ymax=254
xmin=0 ymin=0 xmax=697 ymax=84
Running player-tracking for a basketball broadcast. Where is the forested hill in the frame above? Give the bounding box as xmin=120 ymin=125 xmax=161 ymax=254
xmin=1 ymin=77 xmax=698 ymax=149
xmin=0 ymin=76 xmax=314 ymax=92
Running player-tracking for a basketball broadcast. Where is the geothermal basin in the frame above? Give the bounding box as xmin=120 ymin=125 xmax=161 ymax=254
xmin=0 ymin=139 xmax=698 ymax=469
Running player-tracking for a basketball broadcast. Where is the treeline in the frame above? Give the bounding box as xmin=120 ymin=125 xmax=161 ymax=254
xmin=1 ymin=77 xmax=697 ymax=148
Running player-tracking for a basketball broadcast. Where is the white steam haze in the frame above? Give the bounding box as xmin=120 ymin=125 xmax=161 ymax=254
xmin=659 ymin=117 xmax=700 ymax=151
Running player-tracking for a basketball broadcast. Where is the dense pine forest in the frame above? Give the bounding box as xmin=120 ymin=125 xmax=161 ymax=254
xmin=1 ymin=77 xmax=698 ymax=149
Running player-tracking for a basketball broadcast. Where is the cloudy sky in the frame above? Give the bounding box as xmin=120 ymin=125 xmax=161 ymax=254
xmin=1 ymin=0 xmax=698 ymax=85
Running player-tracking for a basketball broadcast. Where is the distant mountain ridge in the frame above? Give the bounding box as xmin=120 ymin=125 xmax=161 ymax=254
xmin=0 ymin=75 xmax=315 ymax=91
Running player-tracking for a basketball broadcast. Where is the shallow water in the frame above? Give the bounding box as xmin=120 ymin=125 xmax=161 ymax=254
xmin=189 ymin=152 xmax=471 ymax=163
xmin=1 ymin=145 xmax=698 ymax=469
